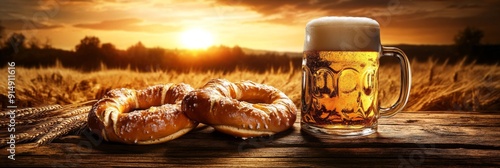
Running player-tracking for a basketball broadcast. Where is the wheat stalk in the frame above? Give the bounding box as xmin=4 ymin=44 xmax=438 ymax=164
xmin=0 ymin=106 xmax=92 ymax=128
xmin=0 ymin=117 xmax=64 ymax=148
xmin=0 ymin=104 xmax=63 ymax=119
xmin=56 ymin=106 xmax=92 ymax=118
xmin=29 ymin=100 xmax=96 ymax=119
xmin=0 ymin=104 xmax=94 ymax=147
xmin=0 ymin=117 xmax=52 ymax=127
xmin=0 ymin=105 xmax=57 ymax=118
xmin=20 ymin=118 xmax=64 ymax=141
xmin=35 ymin=113 xmax=88 ymax=145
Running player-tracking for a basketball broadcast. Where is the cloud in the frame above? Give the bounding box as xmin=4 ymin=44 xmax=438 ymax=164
xmin=215 ymin=0 xmax=500 ymax=23
xmin=214 ymin=0 xmax=414 ymax=26
xmin=1 ymin=19 xmax=63 ymax=30
xmin=214 ymin=0 xmax=500 ymax=44
xmin=73 ymin=18 xmax=180 ymax=33
xmin=215 ymin=0 xmax=392 ymax=15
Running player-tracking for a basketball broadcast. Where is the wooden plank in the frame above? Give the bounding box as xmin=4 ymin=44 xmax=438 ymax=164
xmin=11 ymin=142 xmax=500 ymax=159
xmin=2 ymin=111 xmax=500 ymax=167
xmin=5 ymin=149 xmax=499 ymax=167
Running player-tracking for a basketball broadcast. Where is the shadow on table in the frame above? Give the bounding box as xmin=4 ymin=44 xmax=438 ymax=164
xmin=86 ymin=123 xmax=295 ymax=156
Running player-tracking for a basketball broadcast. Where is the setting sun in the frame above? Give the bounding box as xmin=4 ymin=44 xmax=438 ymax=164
xmin=180 ymin=28 xmax=214 ymax=49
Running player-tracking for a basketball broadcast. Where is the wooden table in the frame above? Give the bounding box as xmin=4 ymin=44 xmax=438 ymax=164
xmin=3 ymin=111 xmax=500 ymax=167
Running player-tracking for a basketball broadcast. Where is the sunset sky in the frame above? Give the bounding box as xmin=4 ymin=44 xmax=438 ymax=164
xmin=1 ymin=0 xmax=499 ymax=52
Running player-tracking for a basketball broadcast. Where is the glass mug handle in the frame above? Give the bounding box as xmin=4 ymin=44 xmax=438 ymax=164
xmin=380 ymin=46 xmax=412 ymax=117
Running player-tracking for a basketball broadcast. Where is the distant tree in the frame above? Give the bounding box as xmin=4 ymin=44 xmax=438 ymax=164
xmin=126 ymin=41 xmax=147 ymax=56
xmin=76 ymin=36 xmax=101 ymax=53
xmin=147 ymin=47 xmax=166 ymax=70
xmin=43 ymin=38 xmax=52 ymax=49
xmin=101 ymin=42 xmax=120 ymax=67
xmin=126 ymin=41 xmax=148 ymax=69
xmin=75 ymin=36 xmax=102 ymax=70
xmin=28 ymin=36 xmax=41 ymax=49
xmin=232 ymin=45 xmax=244 ymax=56
xmin=0 ymin=33 xmax=25 ymax=63
xmin=101 ymin=43 xmax=116 ymax=50
xmin=454 ymin=27 xmax=484 ymax=57
xmin=4 ymin=33 xmax=26 ymax=52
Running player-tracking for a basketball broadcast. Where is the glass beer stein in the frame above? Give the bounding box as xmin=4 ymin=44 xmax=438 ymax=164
xmin=301 ymin=17 xmax=411 ymax=136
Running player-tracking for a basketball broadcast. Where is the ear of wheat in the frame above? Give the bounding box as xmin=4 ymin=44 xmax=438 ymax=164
xmin=0 ymin=104 xmax=62 ymax=119
xmin=0 ymin=101 xmax=95 ymax=147
xmin=35 ymin=113 xmax=88 ymax=145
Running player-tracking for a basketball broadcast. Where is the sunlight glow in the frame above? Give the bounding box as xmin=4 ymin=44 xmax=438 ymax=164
xmin=180 ymin=28 xmax=214 ymax=49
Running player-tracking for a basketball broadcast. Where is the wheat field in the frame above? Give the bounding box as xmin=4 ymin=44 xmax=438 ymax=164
xmin=1 ymin=58 xmax=499 ymax=112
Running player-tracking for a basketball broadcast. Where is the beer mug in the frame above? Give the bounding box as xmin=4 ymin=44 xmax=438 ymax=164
xmin=301 ymin=17 xmax=411 ymax=136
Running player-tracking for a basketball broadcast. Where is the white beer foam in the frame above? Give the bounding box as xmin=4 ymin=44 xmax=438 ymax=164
xmin=304 ymin=16 xmax=381 ymax=51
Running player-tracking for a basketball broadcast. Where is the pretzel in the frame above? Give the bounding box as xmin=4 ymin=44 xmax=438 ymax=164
xmin=88 ymin=83 xmax=198 ymax=144
xmin=182 ymin=79 xmax=297 ymax=138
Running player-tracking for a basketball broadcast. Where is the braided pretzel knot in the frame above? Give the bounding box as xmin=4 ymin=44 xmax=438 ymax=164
xmin=88 ymin=83 xmax=198 ymax=144
xmin=182 ymin=79 xmax=297 ymax=138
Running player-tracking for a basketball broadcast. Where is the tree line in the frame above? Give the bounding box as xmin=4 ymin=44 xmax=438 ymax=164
xmin=0 ymin=34 xmax=301 ymax=72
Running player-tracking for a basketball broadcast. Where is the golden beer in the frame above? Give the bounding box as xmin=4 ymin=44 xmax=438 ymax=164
xmin=301 ymin=17 xmax=411 ymax=136
xmin=302 ymin=51 xmax=379 ymax=129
